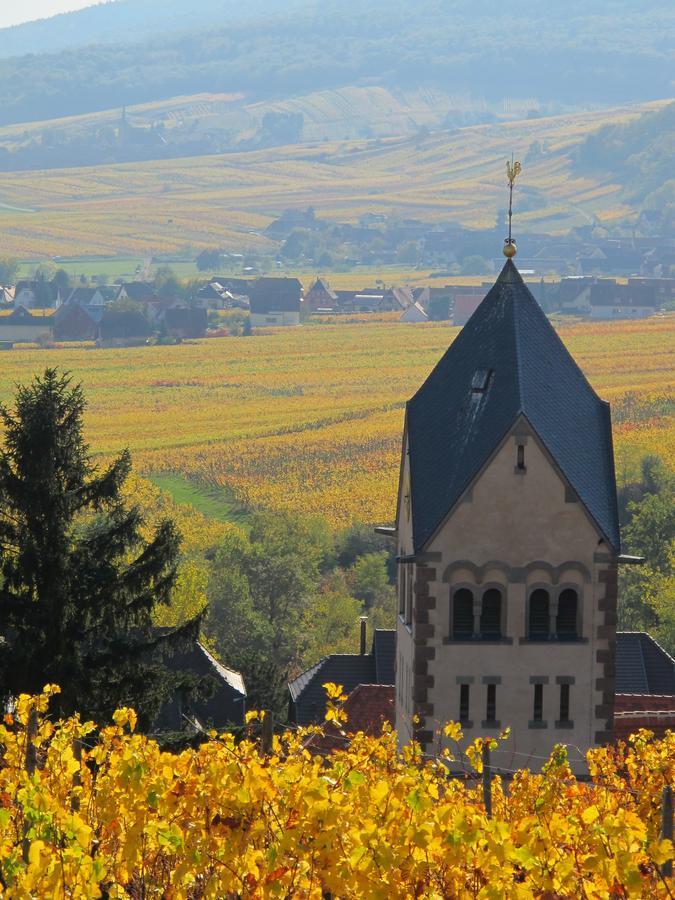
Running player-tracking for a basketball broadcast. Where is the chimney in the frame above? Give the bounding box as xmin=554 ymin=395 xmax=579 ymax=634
xmin=360 ymin=616 xmax=368 ymax=655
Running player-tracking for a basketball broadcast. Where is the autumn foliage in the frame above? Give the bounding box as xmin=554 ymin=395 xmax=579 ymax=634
xmin=0 ymin=686 xmax=673 ymax=897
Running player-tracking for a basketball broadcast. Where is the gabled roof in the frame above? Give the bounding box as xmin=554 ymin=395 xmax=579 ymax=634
xmin=289 ymin=629 xmax=395 ymax=726
xmin=67 ymin=287 xmax=103 ymax=305
xmin=250 ymin=277 xmax=303 ymax=313
xmin=121 ymin=281 xmax=157 ymax=301
xmin=616 ymin=632 xmax=675 ymax=695
xmin=407 ymin=259 xmax=620 ymax=553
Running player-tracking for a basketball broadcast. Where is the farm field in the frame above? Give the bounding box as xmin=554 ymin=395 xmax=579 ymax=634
xmin=0 ymin=315 xmax=672 ymax=530
xmin=0 ymin=99 xmax=668 ymax=259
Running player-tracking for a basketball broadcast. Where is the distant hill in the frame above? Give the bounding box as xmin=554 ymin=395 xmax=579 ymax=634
xmin=0 ymin=0 xmax=293 ymax=58
xmin=0 ymin=101 xmax=666 ymax=260
xmin=0 ymin=0 xmax=672 ymax=127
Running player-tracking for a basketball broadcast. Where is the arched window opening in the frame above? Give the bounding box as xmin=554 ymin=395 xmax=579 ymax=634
xmin=480 ymin=588 xmax=502 ymax=639
xmin=556 ymin=588 xmax=578 ymax=640
xmin=452 ymin=588 xmax=474 ymax=639
xmin=528 ymin=588 xmax=550 ymax=639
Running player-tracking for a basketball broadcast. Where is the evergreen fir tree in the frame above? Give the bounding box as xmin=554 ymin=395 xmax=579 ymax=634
xmin=0 ymin=369 xmax=201 ymax=726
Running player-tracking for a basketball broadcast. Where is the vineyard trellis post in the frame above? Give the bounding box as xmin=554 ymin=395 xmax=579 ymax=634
xmin=661 ymin=784 xmax=673 ymax=878
xmin=482 ymin=743 xmax=492 ymax=819
xmin=261 ymin=711 xmax=274 ymax=755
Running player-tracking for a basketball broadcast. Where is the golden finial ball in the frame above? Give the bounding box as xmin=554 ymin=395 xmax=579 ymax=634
xmin=503 ymin=239 xmax=517 ymax=259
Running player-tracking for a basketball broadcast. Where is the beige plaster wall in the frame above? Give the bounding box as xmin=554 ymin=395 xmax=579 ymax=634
xmin=395 ymin=418 xmax=616 ymax=772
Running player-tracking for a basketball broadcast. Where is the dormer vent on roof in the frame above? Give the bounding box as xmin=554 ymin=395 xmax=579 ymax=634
xmin=471 ymin=369 xmax=492 ymax=394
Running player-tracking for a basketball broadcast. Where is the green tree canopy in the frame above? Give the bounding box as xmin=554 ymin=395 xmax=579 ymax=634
xmin=0 ymin=369 xmax=200 ymax=725
xmin=0 ymin=256 xmax=19 ymax=286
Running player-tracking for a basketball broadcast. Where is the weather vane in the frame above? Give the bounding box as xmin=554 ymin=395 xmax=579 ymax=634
xmin=503 ymin=156 xmax=522 ymax=258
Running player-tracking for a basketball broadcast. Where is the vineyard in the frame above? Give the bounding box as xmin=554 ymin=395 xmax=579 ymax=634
xmin=0 ymin=686 xmax=673 ymax=897
xmin=0 ymin=99 xmax=667 ymax=258
xmin=0 ymin=316 xmax=672 ymax=531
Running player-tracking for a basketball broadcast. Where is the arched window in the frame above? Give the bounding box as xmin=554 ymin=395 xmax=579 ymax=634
xmin=528 ymin=588 xmax=550 ymax=639
xmin=452 ymin=588 xmax=474 ymax=639
xmin=556 ymin=588 xmax=578 ymax=640
xmin=480 ymin=588 xmax=502 ymax=639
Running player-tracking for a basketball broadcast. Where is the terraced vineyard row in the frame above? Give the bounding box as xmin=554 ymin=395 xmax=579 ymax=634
xmin=0 ymin=315 xmax=671 ymax=528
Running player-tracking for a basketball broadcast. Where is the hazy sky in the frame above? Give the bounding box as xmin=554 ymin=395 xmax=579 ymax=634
xmin=0 ymin=1 xmax=99 ymax=28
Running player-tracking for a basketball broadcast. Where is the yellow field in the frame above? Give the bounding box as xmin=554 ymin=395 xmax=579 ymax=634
xmin=0 ymin=99 xmax=668 ymax=258
xmin=0 ymin=315 xmax=672 ymax=529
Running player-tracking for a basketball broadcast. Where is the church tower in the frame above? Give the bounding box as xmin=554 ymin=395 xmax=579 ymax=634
xmin=394 ymin=232 xmax=620 ymax=770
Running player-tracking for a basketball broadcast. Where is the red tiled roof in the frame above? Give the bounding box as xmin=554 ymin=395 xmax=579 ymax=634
xmin=305 ymin=684 xmax=395 ymax=755
xmin=615 ymin=694 xmax=675 ymax=713
xmin=614 ymin=693 xmax=675 ymax=742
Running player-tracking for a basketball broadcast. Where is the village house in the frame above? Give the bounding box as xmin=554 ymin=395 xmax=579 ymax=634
xmin=117 ymin=281 xmax=158 ymax=303
xmin=399 ymin=301 xmax=428 ymax=323
xmin=588 ymin=281 xmax=657 ymax=319
xmin=390 ymin=251 xmax=626 ymax=773
xmin=304 ymin=277 xmax=338 ymax=312
xmin=288 ymin=621 xmax=395 ymax=726
xmin=160 ymin=307 xmax=208 ymax=340
xmin=0 ymin=306 xmax=55 ymax=345
xmin=249 ymin=277 xmax=303 ymax=326
xmin=65 ymin=286 xmax=108 ymax=307
xmin=97 ymin=309 xmax=153 ymax=347
xmin=53 ymin=302 xmax=101 ymax=341
xmin=155 ymin=640 xmax=247 ymax=732
xmin=193 ymin=281 xmax=233 ymax=310
xmin=14 ymin=278 xmax=62 ymax=308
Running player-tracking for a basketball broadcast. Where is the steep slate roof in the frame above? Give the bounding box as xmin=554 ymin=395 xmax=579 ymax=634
xmin=615 ymin=633 xmax=675 ymax=695
xmin=289 ymin=630 xmax=396 ymax=726
xmin=249 ymin=277 xmax=302 ymax=313
xmin=156 ymin=641 xmax=246 ymax=731
xmin=406 ymin=259 xmax=620 ymax=553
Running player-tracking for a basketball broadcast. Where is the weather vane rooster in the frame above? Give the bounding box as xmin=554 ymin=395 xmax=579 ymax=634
xmin=503 ymin=157 xmax=522 ymax=258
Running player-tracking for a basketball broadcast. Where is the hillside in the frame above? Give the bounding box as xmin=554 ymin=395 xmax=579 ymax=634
xmin=0 ymin=316 xmax=670 ymax=527
xmin=0 ymin=101 xmax=667 ymax=259
xmin=575 ymin=101 xmax=675 ymax=225
xmin=0 ymin=86 xmax=495 ymax=172
xmin=0 ymin=0 xmax=672 ymax=127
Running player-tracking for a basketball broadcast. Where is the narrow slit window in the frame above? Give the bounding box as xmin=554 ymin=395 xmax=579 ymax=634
xmin=459 ymin=684 xmax=470 ymax=723
xmin=517 ymin=444 xmax=526 ymax=470
xmin=486 ymin=684 xmax=497 ymax=723
xmin=559 ymin=684 xmax=571 ymax=723
xmin=398 ymin=564 xmax=405 ymax=615
xmin=404 ymin=566 xmax=413 ymax=627
xmin=533 ymin=683 xmax=543 ymax=722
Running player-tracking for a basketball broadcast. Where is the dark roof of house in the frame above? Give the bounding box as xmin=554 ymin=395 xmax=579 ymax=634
xmin=162 ymin=307 xmax=207 ymax=335
xmin=0 ymin=306 xmax=55 ymax=324
xmin=589 ymin=282 xmax=656 ymax=307
xmin=67 ymin=287 xmax=102 ymax=305
xmin=98 ymin=310 xmax=152 ymax=340
xmin=122 ymin=281 xmax=157 ymax=301
xmin=155 ymin=641 xmax=246 ymax=731
xmin=249 ymin=277 xmax=302 ymax=313
xmin=406 ymin=259 xmax=620 ymax=553
xmin=615 ymin=632 xmax=675 ymax=695
xmin=289 ymin=629 xmax=395 ymax=726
